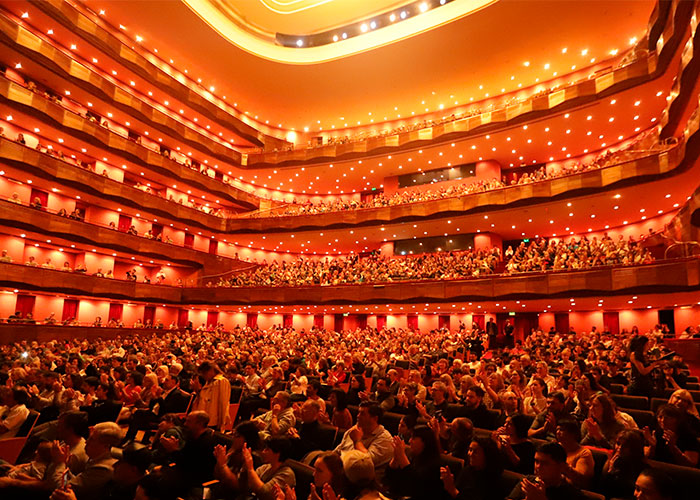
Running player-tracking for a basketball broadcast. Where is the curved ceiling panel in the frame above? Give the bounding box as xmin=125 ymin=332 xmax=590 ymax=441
xmin=183 ymin=0 xmax=497 ymax=63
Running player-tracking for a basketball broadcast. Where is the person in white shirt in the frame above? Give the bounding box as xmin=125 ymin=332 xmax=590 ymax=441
xmin=0 ymin=387 xmax=31 ymax=439
xmin=290 ymin=366 xmax=308 ymax=396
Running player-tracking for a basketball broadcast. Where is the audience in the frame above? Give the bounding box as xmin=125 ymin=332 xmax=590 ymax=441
xmin=0 ymin=319 xmax=694 ymax=500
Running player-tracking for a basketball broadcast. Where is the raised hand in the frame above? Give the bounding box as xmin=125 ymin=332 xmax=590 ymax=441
xmin=440 ymin=466 xmax=457 ymax=496
xmin=50 ymin=441 xmax=71 ymax=464
xmin=321 ymin=483 xmax=338 ymax=500
xmin=391 ymin=435 xmax=406 ymax=456
xmin=213 ymin=444 xmax=228 ymax=466
xmin=242 ymin=443 xmax=254 ymax=470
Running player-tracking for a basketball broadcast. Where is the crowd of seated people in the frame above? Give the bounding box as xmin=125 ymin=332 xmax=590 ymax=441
xmin=504 ymin=235 xmax=654 ymax=273
xmin=217 ymin=248 xmax=502 ymax=287
xmin=215 ymin=235 xmax=653 ymax=288
xmin=0 ymin=321 xmax=697 ymax=500
xmin=254 ymin=133 xmax=659 ymax=218
xmin=0 ymin=122 xmax=230 ymax=219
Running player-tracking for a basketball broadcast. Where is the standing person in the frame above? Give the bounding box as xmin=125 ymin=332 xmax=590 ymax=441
xmin=486 ymin=319 xmax=498 ymax=351
xmin=193 ymin=361 xmax=231 ymax=432
xmin=628 ymin=336 xmax=662 ymax=397
xmin=504 ymin=320 xmax=515 ymax=349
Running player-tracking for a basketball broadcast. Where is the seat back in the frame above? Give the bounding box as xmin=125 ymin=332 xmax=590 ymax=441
xmin=650 ymin=397 xmax=667 ymax=414
xmin=647 ymin=459 xmax=700 ymax=498
xmin=230 ymin=386 xmax=243 ymax=403
xmin=502 ymin=470 xmax=524 ymax=495
xmin=609 ymin=384 xmax=625 ymax=394
xmin=445 ymin=403 xmax=466 ymax=421
xmin=611 ymin=394 xmax=649 ymax=410
xmin=380 ymin=412 xmax=404 ymax=435
xmin=439 ymin=454 xmax=464 ymax=476
xmin=16 ymin=410 xmax=39 ymax=437
xmin=317 ymin=424 xmax=338 ymax=451
xmin=224 ymin=403 xmax=240 ymax=431
xmin=288 ymin=459 xmax=315 ymax=500
xmin=0 ymin=437 xmax=27 ymax=465
xmin=623 ymin=408 xmax=656 ymax=428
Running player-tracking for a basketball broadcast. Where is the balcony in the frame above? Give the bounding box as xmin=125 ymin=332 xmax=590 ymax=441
xmin=0 ymin=261 xmax=183 ymax=302
xmin=0 ymin=199 xmax=243 ymax=274
xmin=182 ymin=258 xmax=700 ymax=305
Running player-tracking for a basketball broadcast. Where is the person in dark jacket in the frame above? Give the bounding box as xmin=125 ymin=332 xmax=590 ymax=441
xmin=385 ymin=425 xmax=447 ymax=500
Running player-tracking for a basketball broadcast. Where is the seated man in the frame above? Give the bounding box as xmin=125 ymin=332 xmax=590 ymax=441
xmin=124 ymin=374 xmax=190 ymax=443
xmin=507 ymin=442 xmax=585 ymax=500
xmin=361 ymin=377 xmax=396 ymax=412
xmin=0 ymin=386 xmax=30 ymax=439
xmin=459 ymin=386 xmax=495 ymax=430
xmin=288 ymin=399 xmax=327 ymax=460
xmin=160 ymin=411 xmax=216 ymax=490
xmin=334 ymin=402 xmax=393 ymax=479
xmin=46 ymin=422 xmax=123 ymax=500
xmin=253 ymin=391 xmax=296 ymax=440
xmin=418 ymin=381 xmax=450 ymax=419
xmin=79 ymin=383 xmax=121 ymax=426
xmin=528 ymin=392 xmax=571 ymax=441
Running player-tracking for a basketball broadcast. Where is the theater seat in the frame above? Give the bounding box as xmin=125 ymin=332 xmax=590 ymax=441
xmin=15 ymin=410 xmax=39 ymax=437
xmin=611 ymin=394 xmax=649 ymax=411
xmin=288 ymin=459 xmax=315 ymax=500
xmin=0 ymin=437 xmax=27 ymax=465
xmin=609 ymin=384 xmax=625 ymax=394
xmin=445 ymin=403 xmax=466 ymax=421
xmin=316 ymin=424 xmax=338 ymax=451
xmin=380 ymin=412 xmax=403 ymax=435
xmin=647 ymin=459 xmax=700 ymax=498
xmin=439 ymin=453 xmax=464 ymax=475
xmin=623 ymin=408 xmax=655 ymax=429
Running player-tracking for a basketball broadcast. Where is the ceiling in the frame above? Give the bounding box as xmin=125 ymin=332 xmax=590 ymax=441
xmin=193 ymin=0 xmax=430 ymax=35
xmin=78 ymin=0 xmax=655 ymax=132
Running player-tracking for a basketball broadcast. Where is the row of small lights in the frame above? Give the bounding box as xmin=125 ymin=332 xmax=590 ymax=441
xmin=18 ymin=5 xmax=641 ymax=135
xmin=240 ymin=92 xmax=666 ymax=197
xmin=17 ymin=10 xmax=251 ymax=146
xmin=0 ymin=153 xmax=235 ymax=250
xmin=1 ymin=117 xmax=230 ymax=213
xmin=1 ymin=101 xmax=677 ymax=253
xmin=224 ymin=187 xmax=683 ymax=256
xmin=15 ymin=232 xmax=171 ymax=270
xmin=7 ymin=287 xmax=696 ymax=316
xmin=6 ymin=73 xmax=664 ymax=201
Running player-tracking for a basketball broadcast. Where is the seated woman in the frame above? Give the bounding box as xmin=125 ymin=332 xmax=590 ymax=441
xmin=295 ymin=451 xmax=348 ymax=500
xmin=600 ymin=429 xmax=647 ymax=500
xmin=441 ymin=437 xmax=506 ymax=500
xmin=212 ymin=421 xmax=263 ymax=497
xmin=241 ymin=438 xmax=295 ymax=500
xmin=657 ymin=361 xmax=687 ymax=391
xmin=385 ymin=425 xmax=446 ymax=500
xmin=581 ymin=393 xmax=625 ymax=449
xmin=668 ymin=388 xmax=700 ymax=437
xmin=322 ymin=388 xmax=353 ymax=430
xmin=523 ymin=377 xmax=548 ymax=416
xmin=644 ymin=404 xmax=699 ymax=467
xmin=555 ymin=419 xmax=594 ymax=490
xmin=327 ymin=360 xmax=348 ymax=386
xmin=492 ymin=414 xmax=536 ymax=474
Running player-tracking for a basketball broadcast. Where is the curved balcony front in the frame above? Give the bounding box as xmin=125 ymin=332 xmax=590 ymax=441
xmin=0 ymin=261 xmax=183 ymax=303
xmin=0 ymin=200 xmax=243 ymax=273
xmin=182 ymin=259 xmax=700 ymax=306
